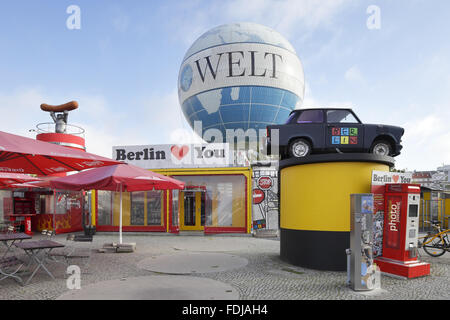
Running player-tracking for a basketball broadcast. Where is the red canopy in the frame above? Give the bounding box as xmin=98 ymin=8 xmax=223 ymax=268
xmin=0 ymin=130 xmax=121 ymax=176
xmin=49 ymin=163 xmax=185 ymax=191
xmin=0 ymin=172 xmax=42 ymax=188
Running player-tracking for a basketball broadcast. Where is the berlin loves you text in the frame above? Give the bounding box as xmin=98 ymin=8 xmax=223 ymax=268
xmin=113 ymin=143 xmax=231 ymax=169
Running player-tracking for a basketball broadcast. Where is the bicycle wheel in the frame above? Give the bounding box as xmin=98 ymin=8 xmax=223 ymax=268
xmin=422 ymin=234 xmax=446 ymax=257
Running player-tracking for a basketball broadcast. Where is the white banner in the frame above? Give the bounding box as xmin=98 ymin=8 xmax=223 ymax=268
xmin=113 ymin=143 xmax=232 ymax=169
xmin=371 ymin=170 xmax=413 ymax=186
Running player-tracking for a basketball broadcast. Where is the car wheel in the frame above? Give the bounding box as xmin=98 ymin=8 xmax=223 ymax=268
xmin=370 ymin=140 xmax=392 ymax=156
xmin=289 ymin=139 xmax=311 ymax=158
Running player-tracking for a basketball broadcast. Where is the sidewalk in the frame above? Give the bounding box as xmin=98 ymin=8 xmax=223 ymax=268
xmin=0 ymin=233 xmax=449 ymax=300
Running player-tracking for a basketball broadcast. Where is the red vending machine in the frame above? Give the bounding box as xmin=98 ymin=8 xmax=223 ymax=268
xmin=375 ymin=184 xmax=430 ymax=278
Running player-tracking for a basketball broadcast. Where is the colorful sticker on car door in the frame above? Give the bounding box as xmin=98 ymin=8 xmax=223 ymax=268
xmin=331 ymin=127 xmax=358 ymax=145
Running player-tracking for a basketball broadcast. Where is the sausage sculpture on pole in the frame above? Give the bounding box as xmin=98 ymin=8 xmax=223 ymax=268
xmin=40 ymin=101 xmax=78 ymax=133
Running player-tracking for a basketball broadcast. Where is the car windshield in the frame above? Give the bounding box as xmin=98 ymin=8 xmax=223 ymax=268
xmin=326 ymin=110 xmax=359 ymax=123
xmin=296 ymin=110 xmax=324 ymax=123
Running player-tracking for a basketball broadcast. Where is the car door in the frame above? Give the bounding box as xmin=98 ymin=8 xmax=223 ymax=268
xmin=325 ymin=109 xmax=364 ymax=152
xmin=290 ymin=109 xmax=326 ymax=150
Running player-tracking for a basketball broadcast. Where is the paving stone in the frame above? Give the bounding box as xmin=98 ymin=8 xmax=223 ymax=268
xmin=0 ymin=233 xmax=448 ymax=300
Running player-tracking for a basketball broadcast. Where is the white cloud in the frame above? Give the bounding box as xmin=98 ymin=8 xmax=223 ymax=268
xmin=0 ymin=88 xmax=48 ymax=138
xmin=169 ymin=128 xmax=204 ymax=145
xmin=396 ymin=112 xmax=450 ymax=171
xmin=221 ymin=0 xmax=349 ymax=37
xmin=108 ymin=4 xmax=130 ymax=33
xmin=165 ymin=0 xmax=350 ymax=47
xmin=344 ymin=65 xmax=364 ymax=83
xmin=301 ymin=81 xmax=354 ymax=109
xmin=139 ymin=89 xmax=201 ymax=143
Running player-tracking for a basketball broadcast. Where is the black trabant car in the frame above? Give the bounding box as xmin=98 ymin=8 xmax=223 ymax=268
xmin=266 ymin=108 xmax=404 ymax=159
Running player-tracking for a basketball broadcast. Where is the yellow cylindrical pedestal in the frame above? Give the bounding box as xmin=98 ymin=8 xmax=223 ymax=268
xmin=279 ymin=154 xmax=394 ymax=271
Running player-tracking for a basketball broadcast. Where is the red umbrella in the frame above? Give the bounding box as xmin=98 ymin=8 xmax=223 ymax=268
xmin=49 ymin=163 xmax=185 ymax=243
xmin=0 ymin=130 xmax=121 ymax=175
xmin=49 ymin=163 xmax=185 ymax=192
xmin=0 ymin=172 xmax=42 ymax=188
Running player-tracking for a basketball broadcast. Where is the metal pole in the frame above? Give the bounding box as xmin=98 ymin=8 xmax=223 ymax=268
xmin=53 ymin=190 xmax=56 ymax=233
xmin=119 ymin=183 xmax=123 ymax=244
xmin=81 ymin=189 xmax=85 ymax=233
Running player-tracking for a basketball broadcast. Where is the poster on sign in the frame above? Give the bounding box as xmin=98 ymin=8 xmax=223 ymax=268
xmin=251 ymin=168 xmax=279 ymax=231
xmin=370 ymin=170 xmax=412 ymax=257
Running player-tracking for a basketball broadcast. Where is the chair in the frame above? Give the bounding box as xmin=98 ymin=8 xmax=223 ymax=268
xmin=41 ymin=230 xmax=55 ymax=239
xmin=0 ymin=221 xmax=12 ymax=233
xmin=0 ymin=227 xmax=25 ymax=284
xmin=0 ymin=256 xmax=24 ymax=285
xmin=48 ymin=234 xmax=92 ymax=273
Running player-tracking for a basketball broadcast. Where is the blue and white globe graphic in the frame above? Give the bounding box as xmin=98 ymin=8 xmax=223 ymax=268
xmin=178 ymin=22 xmax=305 ymax=139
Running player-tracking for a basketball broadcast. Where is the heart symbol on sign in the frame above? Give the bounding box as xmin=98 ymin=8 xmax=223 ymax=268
xmin=392 ymin=175 xmax=399 ymax=183
xmin=171 ymin=145 xmax=189 ymax=160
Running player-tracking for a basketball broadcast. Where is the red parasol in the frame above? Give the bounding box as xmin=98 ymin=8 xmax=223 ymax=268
xmin=49 ymin=163 xmax=185 ymax=243
xmin=49 ymin=163 xmax=185 ymax=192
xmin=0 ymin=172 xmax=42 ymax=189
xmin=0 ymin=130 xmax=121 ymax=176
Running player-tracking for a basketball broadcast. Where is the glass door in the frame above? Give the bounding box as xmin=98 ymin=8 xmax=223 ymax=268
xmin=179 ymin=187 xmax=205 ymax=231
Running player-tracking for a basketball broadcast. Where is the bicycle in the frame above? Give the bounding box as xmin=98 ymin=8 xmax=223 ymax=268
xmin=418 ymin=220 xmax=450 ymax=257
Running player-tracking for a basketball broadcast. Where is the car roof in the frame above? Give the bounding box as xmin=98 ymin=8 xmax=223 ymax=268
xmin=289 ymin=107 xmax=354 ymax=115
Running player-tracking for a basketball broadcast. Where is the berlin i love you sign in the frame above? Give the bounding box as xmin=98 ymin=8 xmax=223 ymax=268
xmin=113 ymin=143 xmax=231 ymax=169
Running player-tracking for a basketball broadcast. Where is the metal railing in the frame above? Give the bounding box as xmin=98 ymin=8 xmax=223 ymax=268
xmin=33 ymin=122 xmax=85 ymax=138
xmin=419 ymin=199 xmax=448 ymax=232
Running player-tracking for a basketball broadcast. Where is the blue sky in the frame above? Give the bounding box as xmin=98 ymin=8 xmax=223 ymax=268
xmin=0 ymin=0 xmax=449 ymax=171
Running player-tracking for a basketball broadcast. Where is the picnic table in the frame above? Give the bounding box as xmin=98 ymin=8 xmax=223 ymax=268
xmin=0 ymin=232 xmax=32 ymax=258
xmin=15 ymin=240 xmax=65 ymax=285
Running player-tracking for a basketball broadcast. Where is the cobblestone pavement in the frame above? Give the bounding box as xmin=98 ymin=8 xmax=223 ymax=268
xmin=0 ymin=233 xmax=449 ymax=300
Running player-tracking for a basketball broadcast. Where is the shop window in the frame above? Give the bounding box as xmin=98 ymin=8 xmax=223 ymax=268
xmin=172 ymin=190 xmax=179 ymax=226
xmin=147 ymin=191 xmax=162 ymax=226
xmin=97 ymin=191 xmax=112 ymax=226
xmin=42 ymin=194 xmax=54 ymax=214
xmin=0 ymin=190 xmax=11 ymax=221
xmin=107 ymin=191 xmax=164 ymax=227
xmin=130 ymin=192 xmax=145 ymax=225
xmin=172 ymin=175 xmax=246 ymax=229
xmin=55 ymin=191 xmax=69 ymax=214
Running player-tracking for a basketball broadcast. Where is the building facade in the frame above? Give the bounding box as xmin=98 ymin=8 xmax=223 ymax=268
xmin=93 ymin=144 xmax=253 ymax=234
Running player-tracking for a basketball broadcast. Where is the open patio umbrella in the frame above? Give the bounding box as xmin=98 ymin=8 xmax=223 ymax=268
xmin=49 ymin=163 xmax=185 ymax=243
xmin=0 ymin=172 xmax=42 ymax=189
xmin=0 ymin=130 xmax=121 ymax=175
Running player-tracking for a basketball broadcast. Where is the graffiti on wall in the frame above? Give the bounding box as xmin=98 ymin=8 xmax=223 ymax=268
xmin=252 ymin=167 xmax=279 ymax=230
